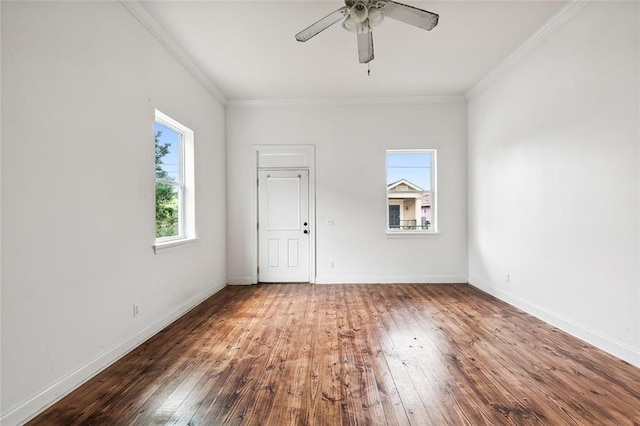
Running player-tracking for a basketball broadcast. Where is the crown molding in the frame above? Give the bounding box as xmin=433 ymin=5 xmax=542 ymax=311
xmin=227 ymin=95 xmax=466 ymax=109
xmin=466 ymin=0 xmax=589 ymax=100
xmin=120 ymin=1 xmax=227 ymax=106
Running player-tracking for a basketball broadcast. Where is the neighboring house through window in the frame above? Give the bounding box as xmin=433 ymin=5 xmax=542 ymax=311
xmin=386 ymin=149 xmax=436 ymax=233
xmin=154 ymin=110 xmax=195 ymax=247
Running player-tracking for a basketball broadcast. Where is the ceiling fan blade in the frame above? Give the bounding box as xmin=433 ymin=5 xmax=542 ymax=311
xmin=382 ymin=0 xmax=439 ymax=31
xmin=357 ymin=29 xmax=374 ymax=63
xmin=295 ymin=6 xmax=350 ymax=42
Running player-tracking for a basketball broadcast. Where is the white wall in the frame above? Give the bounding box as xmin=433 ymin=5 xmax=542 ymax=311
xmin=1 ymin=2 xmax=226 ymax=423
xmin=468 ymin=1 xmax=640 ymax=366
xmin=227 ymin=99 xmax=468 ymax=284
xmin=0 ymin=1 xmax=3 ymax=416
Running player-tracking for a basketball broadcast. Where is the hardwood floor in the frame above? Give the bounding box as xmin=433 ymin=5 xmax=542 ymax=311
xmin=28 ymin=284 xmax=640 ymax=425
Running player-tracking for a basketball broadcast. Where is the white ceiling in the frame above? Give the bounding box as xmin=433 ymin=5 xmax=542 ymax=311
xmin=139 ymin=0 xmax=568 ymax=101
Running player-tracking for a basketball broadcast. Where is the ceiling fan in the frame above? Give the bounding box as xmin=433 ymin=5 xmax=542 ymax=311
xmin=295 ymin=0 xmax=439 ymax=64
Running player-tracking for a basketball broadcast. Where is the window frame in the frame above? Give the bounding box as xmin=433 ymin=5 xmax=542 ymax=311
xmin=154 ymin=110 xmax=196 ymax=252
xmin=385 ymin=149 xmax=437 ymax=236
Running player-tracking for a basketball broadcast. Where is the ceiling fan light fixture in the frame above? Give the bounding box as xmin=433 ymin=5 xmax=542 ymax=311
xmin=342 ymin=15 xmax=358 ymax=32
xmin=368 ymin=7 xmax=385 ymax=27
xmin=349 ymin=2 xmax=368 ymax=23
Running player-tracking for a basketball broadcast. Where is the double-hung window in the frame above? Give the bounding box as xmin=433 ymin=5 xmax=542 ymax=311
xmin=386 ymin=149 xmax=436 ymax=233
xmin=154 ymin=110 xmax=195 ymax=249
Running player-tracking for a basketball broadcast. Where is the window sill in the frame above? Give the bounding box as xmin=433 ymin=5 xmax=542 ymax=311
xmin=153 ymin=237 xmax=198 ymax=254
xmin=386 ymin=231 xmax=440 ymax=239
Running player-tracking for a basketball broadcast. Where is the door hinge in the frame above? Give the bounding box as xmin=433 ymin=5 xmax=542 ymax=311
xmin=257 ymin=266 xmax=260 ymax=274
xmin=257 ymin=222 xmax=259 ymax=230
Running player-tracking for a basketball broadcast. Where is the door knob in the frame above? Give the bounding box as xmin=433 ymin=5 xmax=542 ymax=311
xmin=304 ymin=230 xmax=308 ymax=234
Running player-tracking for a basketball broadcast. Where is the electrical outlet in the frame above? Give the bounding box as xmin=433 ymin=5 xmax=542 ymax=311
xmin=329 ymin=260 xmax=335 ymax=268
xmin=505 ymin=274 xmax=510 ymax=284
xmin=133 ymin=304 xmax=139 ymax=317
xmin=327 ymin=218 xmax=335 ymax=226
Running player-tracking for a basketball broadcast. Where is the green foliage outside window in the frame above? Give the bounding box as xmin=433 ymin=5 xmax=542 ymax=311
xmin=155 ymin=130 xmax=179 ymax=238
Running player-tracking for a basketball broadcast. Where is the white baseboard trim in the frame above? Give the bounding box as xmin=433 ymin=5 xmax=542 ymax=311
xmin=226 ymin=276 xmax=253 ymax=285
xmin=2 ymin=282 xmax=226 ymax=426
xmin=228 ymin=276 xmax=468 ymax=285
xmin=315 ymin=275 xmax=468 ymax=284
xmin=468 ymin=276 xmax=640 ymax=368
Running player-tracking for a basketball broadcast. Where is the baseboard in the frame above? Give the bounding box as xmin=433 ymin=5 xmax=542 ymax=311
xmin=315 ymin=275 xmax=468 ymax=284
xmin=468 ymin=276 xmax=640 ymax=368
xmin=226 ymin=276 xmax=253 ymax=285
xmin=2 ymin=282 xmax=226 ymax=426
xmin=227 ymin=276 xmax=468 ymax=285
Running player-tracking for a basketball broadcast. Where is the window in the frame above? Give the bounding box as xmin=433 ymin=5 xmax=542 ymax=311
xmin=154 ymin=110 xmax=195 ymax=249
xmin=386 ymin=149 xmax=436 ymax=233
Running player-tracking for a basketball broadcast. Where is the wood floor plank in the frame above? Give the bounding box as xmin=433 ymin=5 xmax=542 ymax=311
xmin=28 ymin=284 xmax=640 ymax=425
xmin=162 ymin=286 xmax=276 ymax=424
xmin=367 ymin=285 xmax=443 ymax=425
xmin=422 ymin=284 xmax=582 ymax=423
xmin=439 ymin=285 xmax=638 ymax=423
xmin=313 ymin=284 xmax=345 ymax=425
xmin=333 ymin=285 xmax=370 ymax=425
xmin=222 ymin=283 xmax=301 ymax=425
xmin=344 ymin=285 xmax=406 ymax=425
xmin=189 ymin=284 xmax=293 ymax=424
xmin=385 ymin=284 xmax=500 ymax=425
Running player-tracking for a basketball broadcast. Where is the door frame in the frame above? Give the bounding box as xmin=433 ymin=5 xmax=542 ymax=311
xmin=251 ymin=145 xmax=316 ymax=284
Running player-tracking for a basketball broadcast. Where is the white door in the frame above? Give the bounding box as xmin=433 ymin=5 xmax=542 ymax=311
xmin=258 ymin=170 xmax=310 ymax=282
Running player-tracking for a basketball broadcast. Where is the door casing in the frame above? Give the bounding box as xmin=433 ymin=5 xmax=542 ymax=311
xmin=251 ymin=145 xmax=316 ymax=284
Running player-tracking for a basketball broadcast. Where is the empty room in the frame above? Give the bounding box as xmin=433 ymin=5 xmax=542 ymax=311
xmin=2 ymin=0 xmax=640 ymax=424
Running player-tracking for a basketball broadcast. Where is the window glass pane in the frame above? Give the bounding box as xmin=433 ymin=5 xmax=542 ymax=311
xmin=387 ymin=151 xmax=434 ymax=232
xmin=386 ymin=152 xmax=431 ymax=191
xmin=154 ymin=109 xmax=194 ymax=245
xmin=155 ymin=182 xmax=179 ymax=238
xmin=154 ymin=122 xmax=180 ymax=181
